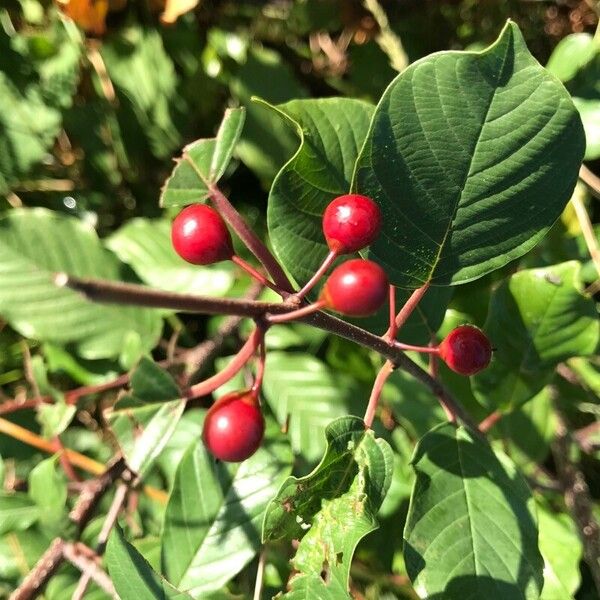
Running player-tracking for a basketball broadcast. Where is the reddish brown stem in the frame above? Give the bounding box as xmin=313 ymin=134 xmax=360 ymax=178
xmin=393 ymin=341 xmax=440 ymax=354
xmin=479 ymin=410 xmax=503 ymax=433
xmin=364 ymin=361 xmax=394 ymax=429
xmin=267 ymin=300 xmax=327 ymax=324
xmin=231 ymin=255 xmax=279 ymax=293
xmin=54 ymin=436 xmax=81 ymax=482
xmin=251 ymin=339 xmax=267 ymax=395
xmin=386 ymin=285 xmax=397 ymax=341
xmin=385 ymin=282 xmax=430 ymax=338
xmin=295 ymin=249 xmax=338 ymax=299
xmin=185 ymin=327 xmax=263 ymax=398
xmin=209 ymin=185 xmax=294 ymax=295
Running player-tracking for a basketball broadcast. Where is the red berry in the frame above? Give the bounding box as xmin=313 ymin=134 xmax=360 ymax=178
xmin=322 ymin=194 xmax=382 ymax=254
xmin=202 ymin=390 xmax=265 ymax=462
xmin=171 ymin=204 xmax=233 ymax=265
xmin=438 ymin=325 xmax=492 ymax=376
xmin=320 ymin=259 xmax=388 ymax=317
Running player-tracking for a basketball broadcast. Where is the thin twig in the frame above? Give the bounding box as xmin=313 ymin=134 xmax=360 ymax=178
xmin=209 ymin=185 xmax=294 ymax=295
xmin=579 ymin=164 xmax=600 ymax=200
xmin=60 ymin=274 xmax=479 ymax=432
xmin=63 ymin=542 xmax=117 ymax=598
xmin=9 ymin=538 xmax=64 ymax=600
xmin=253 ymin=547 xmax=267 ymax=600
xmin=72 ymin=483 xmax=129 ymax=600
xmin=479 ymin=410 xmax=503 ymax=433
xmin=552 ymin=401 xmax=600 ymax=595
xmin=571 ymin=186 xmax=600 ymax=281
xmin=364 ymin=361 xmax=394 ymax=429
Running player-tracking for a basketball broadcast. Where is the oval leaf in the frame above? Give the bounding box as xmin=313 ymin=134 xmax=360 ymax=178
xmin=160 ymin=108 xmax=245 ymax=207
xmin=354 ymin=20 xmax=585 ymax=287
xmin=161 ymin=418 xmax=292 ymax=597
xmin=403 ymin=422 xmax=544 ymax=599
xmin=0 ymin=209 xmax=162 ymax=360
xmin=472 ymin=261 xmax=599 ymax=409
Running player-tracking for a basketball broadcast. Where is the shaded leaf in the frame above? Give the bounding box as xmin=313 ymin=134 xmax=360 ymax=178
xmin=354 ymin=21 xmax=585 ymax=287
xmin=107 ymin=399 xmax=186 ymax=478
xmin=403 ymin=422 xmax=543 ymax=599
xmin=28 ymin=455 xmax=68 ymax=530
xmin=473 ymin=261 xmax=599 ymax=409
xmin=129 ymin=357 xmax=180 ymax=403
xmin=261 ymin=352 xmax=366 ymax=464
xmin=0 ymin=493 xmax=39 ymax=535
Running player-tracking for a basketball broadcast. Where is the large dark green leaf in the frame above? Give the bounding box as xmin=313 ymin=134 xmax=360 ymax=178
xmin=107 ymin=525 xmax=193 ymax=600
xmin=160 ymin=108 xmax=245 ymax=207
xmin=0 ymin=209 xmax=162 ymax=360
xmin=354 ymin=21 xmax=585 ymax=287
xmin=472 ymin=261 xmax=599 ymax=409
xmin=267 ymin=97 xmax=374 ymax=289
xmin=403 ymin=423 xmax=543 ymax=599
xmin=263 ymin=416 xmax=393 ymax=598
xmin=161 ymin=418 xmax=292 ymax=597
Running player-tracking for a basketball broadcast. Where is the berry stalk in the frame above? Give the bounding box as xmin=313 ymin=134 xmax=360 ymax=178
xmin=295 ymin=249 xmax=338 ymax=300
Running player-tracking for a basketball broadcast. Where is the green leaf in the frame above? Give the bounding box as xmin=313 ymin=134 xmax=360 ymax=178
xmin=37 ymin=402 xmax=77 ymax=439
xmin=107 ymin=399 xmax=186 ymax=478
xmin=572 ymin=97 xmax=600 ymax=160
xmin=160 ymin=108 xmax=245 ymax=207
xmin=263 ymin=416 xmax=393 ymax=598
xmin=130 ymin=357 xmax=180 ymax=403
xmin=161 ymin=418 xmax=292 ymax=597
xmin=107 ymin=525 xmax=193 ymax=600
xmin=230 ymin=46 xmax=308 ymax=182
xmin=0 ymin=209 xmax=162 ymax=360
xmin=28 ymin=455 xmax=67 ymax=529
xmin=546 ymin=33 xmax=596 ymax=83
xmin=0 ymin=493 xmax=39 ymax=535
xmin=0 ymin=528 xmax=50 ymax=582
xmin=354 ymin=20 xmax=585 ymax=287
xmin=403 ymin=423 xmax=543 ymax=599
xmin=107 ymin=219 xmax=234 ymax=297
xmin=266 ymin=97 xmax=374 ymax=289
xmin=101 ymin=27 xmax=183 ymax=160
xmin=538 ymin=505 xmax=582 ymax=599
xmin=473 ymin=261 xmax=599 ymax=409
xmin=261 ymin=352 xmax=366 ymax=464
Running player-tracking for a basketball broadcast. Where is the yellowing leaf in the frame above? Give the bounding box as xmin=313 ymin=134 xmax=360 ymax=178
xmin=160 ymin=0 xmax=199 ymax=24
xmin=55 ymin=0 xmax=109 ymax=35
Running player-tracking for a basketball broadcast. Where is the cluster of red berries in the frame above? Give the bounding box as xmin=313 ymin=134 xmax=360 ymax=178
xmin=171 ymin=194 xmax=492 ymax=462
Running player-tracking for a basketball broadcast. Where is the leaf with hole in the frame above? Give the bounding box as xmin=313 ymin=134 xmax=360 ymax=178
xmin=263 ymin=416 xmax=393 ymax=598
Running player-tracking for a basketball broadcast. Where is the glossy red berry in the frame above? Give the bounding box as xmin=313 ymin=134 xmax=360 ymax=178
xmin=320 ymin=258 xmax=388 ymax=317
xmin=202 ymin=390 xmax=265 ymax=462
xmin=171 ymin=204 xmax=234 ymax=265
xmin=438 ymin=325 xmax=492 ymax=376
xmin=322 ymin=194 xmax=382 ymax=254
